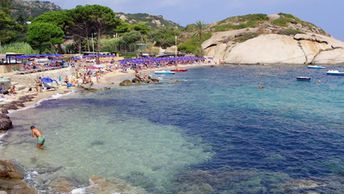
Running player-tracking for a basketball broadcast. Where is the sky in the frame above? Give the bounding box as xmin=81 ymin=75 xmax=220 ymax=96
xmin=49 ymin=0 xmax=344 ymax=40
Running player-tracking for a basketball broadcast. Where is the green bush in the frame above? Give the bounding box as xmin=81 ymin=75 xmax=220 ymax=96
xmin=278 ymin=28 xmax=303 ymax=36
xmin=234 ymin=32 xmax=259 ymax=42
xmin=272 ymin=13 xmax=319 ymax=30
xmin=100 ymin=38 xmax=121 ymax=53
xmin=178 ymin=33 xmax=211 ymax=56
xmin=0 ymin=42 xmax=37 ymax=54
xmin=272 ymin=17 xmax=289 ymax=27
xmin=213 ymin=14 xmax=269 ymax=31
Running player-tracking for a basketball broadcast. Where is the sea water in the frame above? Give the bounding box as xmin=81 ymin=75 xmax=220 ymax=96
xmin=1 ymin=65 xmax=344 ymax=193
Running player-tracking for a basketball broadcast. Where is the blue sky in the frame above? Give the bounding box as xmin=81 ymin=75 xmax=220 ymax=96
xmin=50 ymin=0 xmax=344 ymax=40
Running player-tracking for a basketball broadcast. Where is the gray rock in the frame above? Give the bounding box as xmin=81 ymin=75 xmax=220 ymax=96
xmin=0 ymin=117 xmax=12 ymax=131
xmin=0 ymin=160 xmax=24 ymax=179
xmin=120 ymin=80 xmax=133 ymax=87
xmin=0 ymin=109 xmax=8 ymax=114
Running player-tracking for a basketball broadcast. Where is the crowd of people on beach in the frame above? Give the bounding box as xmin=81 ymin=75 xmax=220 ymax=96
xmin=0 ymin=55 xmax=209 ymax=153
xmin=2 ymin=55 xmax=208 ymax=97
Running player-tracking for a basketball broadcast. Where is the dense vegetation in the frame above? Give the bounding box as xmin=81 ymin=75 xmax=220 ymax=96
xmin=0 ymin=42 xmax=37 ymax=54
xmin=211 ymin=14 xmax=269 ymax=31
xmin=0 ymin=1 xmax=329 ymax=56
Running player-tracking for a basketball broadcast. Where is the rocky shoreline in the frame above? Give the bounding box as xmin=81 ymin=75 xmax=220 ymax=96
xmin=0 ymin=160 xmax=36 ymax=194
xmin=0 ymin=63 xmax=211 ymax=193
xmin=0 ymin=94 xmax=37 ymax=132
xmin=0 ymin=95 xmax=39 ymax=193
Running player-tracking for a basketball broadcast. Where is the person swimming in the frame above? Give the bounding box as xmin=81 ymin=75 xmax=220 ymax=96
xmin=30 ymin=126 xmax=45 ymax=149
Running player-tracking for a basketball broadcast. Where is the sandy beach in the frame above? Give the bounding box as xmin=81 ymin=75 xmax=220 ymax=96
xmin=0 ymin=62 xmax=212 ymax=133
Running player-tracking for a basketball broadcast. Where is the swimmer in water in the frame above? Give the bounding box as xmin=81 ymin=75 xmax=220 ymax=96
xmin=30 ymin=126 xmax=45 ymax=149
xmin=258 ymin=82 xmax=265 ymax=89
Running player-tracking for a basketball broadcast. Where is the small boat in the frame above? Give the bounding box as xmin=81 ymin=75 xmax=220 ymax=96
xmin=154 ymin=70 xmax=175 ymax=75
xmin=296 ymin=77 xmax=311 ymax=81
xmin=171 ymin=69 xmax=188 ymax=72
xmin=307 ymin=65 xmax=326 ymax=69
xmin=327 ymin=70 xmax=344 ymax=76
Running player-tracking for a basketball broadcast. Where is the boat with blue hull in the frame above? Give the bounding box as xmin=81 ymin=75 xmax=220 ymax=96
xmin=307 ymin=65 xmax=326 ymax=69
xmin=154 ymin=70 xmax=175 ymax=75
xmin=296 ymin=77 xmax=311 ymax=81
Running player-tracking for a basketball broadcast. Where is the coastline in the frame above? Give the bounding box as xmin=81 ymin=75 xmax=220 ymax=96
xmin=0 ymin=62 xmax=215 ymax=193
xmin=0 ymin=62 xmax=214 ymax=146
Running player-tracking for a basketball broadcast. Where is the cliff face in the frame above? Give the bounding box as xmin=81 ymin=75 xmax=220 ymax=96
xmin=202 ymin=13 xmax=344 ymax=65
xmin=115 ymin=12 xmax=181 ymax=29
xmin=10 ymin=0 xmax=61 ymax=18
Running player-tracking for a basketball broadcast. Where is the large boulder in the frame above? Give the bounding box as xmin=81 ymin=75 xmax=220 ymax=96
xmin=0 ymin=160 xmax=24 ymax=179
xmin=224 ymin=34 xmax=306 ymax=64
xmin=0 ymin=116 xmax=12 ymax=131
xmin=119 ymin=80 xmax=133 ymax=87
xmin=313 ymin=48 xmax=344 ymax=65
xmin=0 ymin=160 xmax=36 ymax=194
xmin=1 ymin=103 xmax=18 ymax=111
xmin=203 ymin=30 xmax=344 ymax=65
xmin=0 ymin=108 xmax=8 ymax=114
xmin=0 ymin=179 xmax=36 ymax=194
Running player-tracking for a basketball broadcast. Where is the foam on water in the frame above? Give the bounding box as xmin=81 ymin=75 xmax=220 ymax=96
xmin=8 ymin=91 xmax=76 ymax=115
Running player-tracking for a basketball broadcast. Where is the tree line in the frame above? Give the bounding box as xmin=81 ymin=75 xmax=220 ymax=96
xmin=0 ymin=2 xmax=207 ymax=55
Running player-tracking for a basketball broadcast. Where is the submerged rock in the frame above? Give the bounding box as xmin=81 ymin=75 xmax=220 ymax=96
xmin=86 ymin=176 xmax=148 ymax=194
xmin=0 ymin=160 xmax=24 ymax=179
xmin=48 ymin=177 xmax=77 ymax=193
xmin=0 ymin=160 xmax=36 ymax=194
xmin=283 ymin=179 xmax=325 ymax=190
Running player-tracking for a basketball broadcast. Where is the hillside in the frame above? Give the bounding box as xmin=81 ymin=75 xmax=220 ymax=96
xmin=209 ymin=13 xmax=327 ymax=36
xmin=10 ymin=0 xmax=61 ymax=19
xmin=115 ymin=12 xmax=182 ymax=29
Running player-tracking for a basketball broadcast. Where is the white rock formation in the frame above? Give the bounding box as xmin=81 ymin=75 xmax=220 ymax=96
xmin=313 ymin=48 xmax=344 ymax=64
xmin=225 ymin=34 xmax=305 ymax=64
xmin=203 ymin=32 xmax=344 ymax=65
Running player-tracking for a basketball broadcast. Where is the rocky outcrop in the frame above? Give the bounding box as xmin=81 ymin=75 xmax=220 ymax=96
xmin=0 ymin=160 xmax=24 ymax=179
xmin=86 ymin=176 xmax=148 ymax=194
xmin=0 ymin=114 xmax=12 ymax=132
xmin=48 ymin=177 xmax=77 ymax=193
xmin=204 ymin=32 xmax=344 ymax=65
xmin=11 ymin=0 xmax=61 ymax=18
xmin=120 ymin=77 xmax=160 ymax=87
xmin=0 ymin=160 xmax=36 ymax=194
xmin=312 ymin=48 xmax=344 ymax=64
xmin=0 ymin=94 xmax=36 ymax=132
xmin=225 ymin=34 xmax=305 ymax=64
xmin=119 ymin=80 xmax=133 ymax=87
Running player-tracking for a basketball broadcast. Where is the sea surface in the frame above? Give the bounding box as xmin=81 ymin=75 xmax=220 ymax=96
xmin=1 ymin=65 xmax=344 ymax=193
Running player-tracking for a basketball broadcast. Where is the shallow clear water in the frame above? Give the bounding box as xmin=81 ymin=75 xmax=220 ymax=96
xmin=1 ymin=65 xmax=344 ymax=193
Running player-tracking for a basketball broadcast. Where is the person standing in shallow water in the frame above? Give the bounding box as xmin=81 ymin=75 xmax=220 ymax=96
xmin=30 ymin=126 xmax=45 ymax=149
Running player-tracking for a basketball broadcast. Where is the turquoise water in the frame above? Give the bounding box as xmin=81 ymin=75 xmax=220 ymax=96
xmin=1 ymin=65 xmax=344 ymax=193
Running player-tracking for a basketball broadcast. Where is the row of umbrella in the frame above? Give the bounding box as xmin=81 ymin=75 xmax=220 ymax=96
xmin=15 ymin=54 xmax=63 ymax=59
xmin=119 ymin=56 xmax=205 ymax=65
